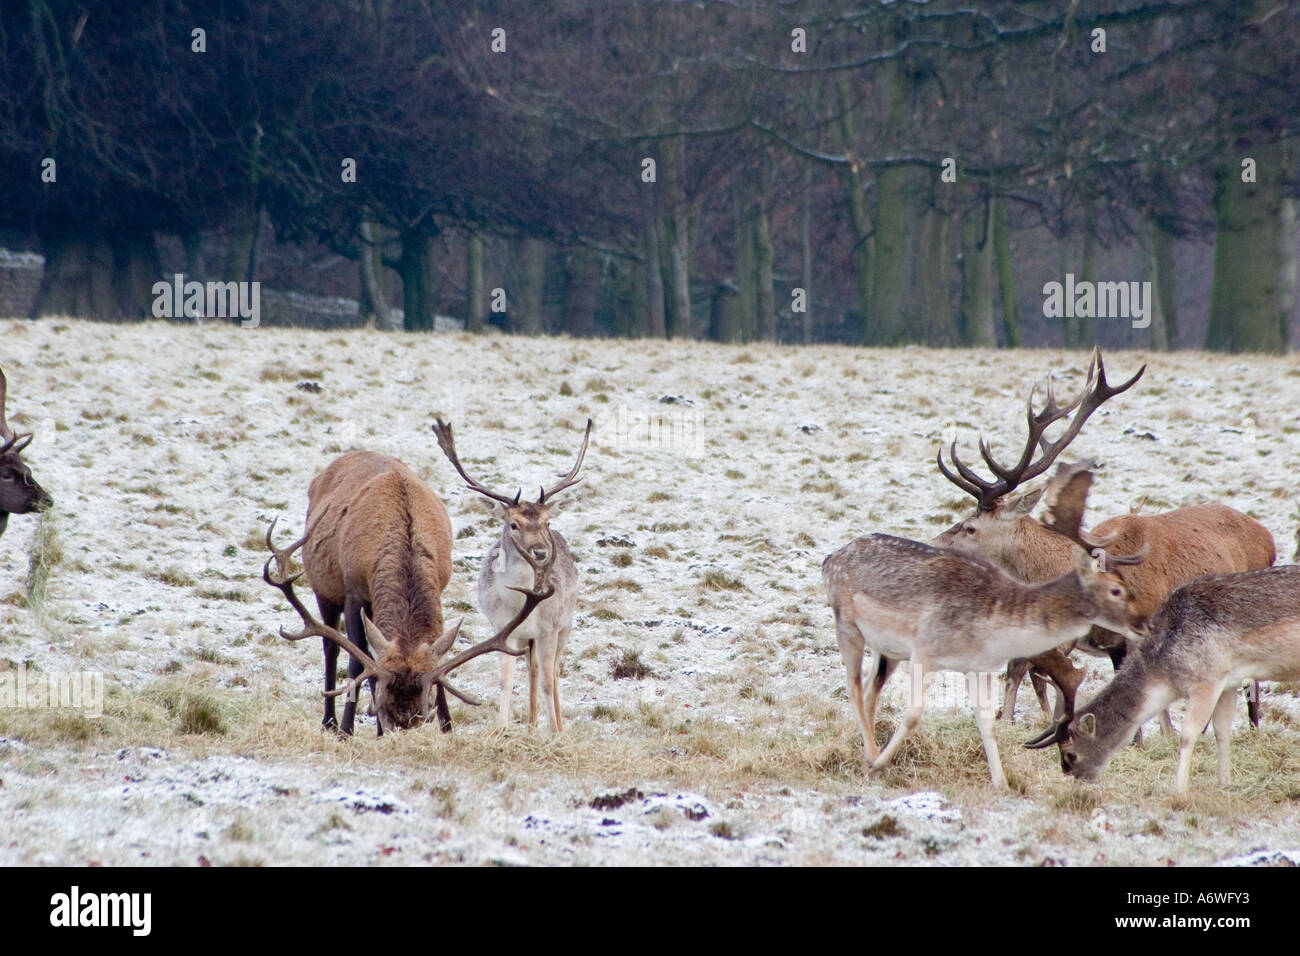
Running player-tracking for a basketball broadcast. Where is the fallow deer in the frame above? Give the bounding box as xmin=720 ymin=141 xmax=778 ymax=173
xmin=0 ymin=367 xmax=52 ymax=536
xmin=931 ymin=350 xmax=1275 ymax=735
xmin=433 ymin=418 xmax=589 ymax=733
xmin=823 ymin=461 xmax=1148 ymax=789
xmin=1028 ymin=565 xmax=1300 ymax=792
xmin=263 ymin=451 xmax=550 ymax=735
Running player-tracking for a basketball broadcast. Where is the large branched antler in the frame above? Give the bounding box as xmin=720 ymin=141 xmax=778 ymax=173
xmin=426 ymin=585 xmax=555 ymax=685
xmin=432 ymin=418 xmax=522 ymax=507
xmin=262 ymin=509 xmax=484 ymax=706
xmin=937 ymin=349 xmax=1145 ymax=512
xmin=539 ymin=418 xmax=593 ymax=504
xmin=0 ymin=367 xmax=33 ymax=455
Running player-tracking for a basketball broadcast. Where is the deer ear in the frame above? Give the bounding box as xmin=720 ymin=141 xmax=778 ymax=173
xmin=1006 ymin=486 xmax=1045 ymax=516
xmin=1073 ymin=547 xmax=1098 ymax=580
xmin=1077 ymin=713 xmax=1096 ymax=737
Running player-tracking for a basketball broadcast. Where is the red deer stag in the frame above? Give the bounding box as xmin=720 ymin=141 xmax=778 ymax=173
xmin=433 ymin=418 xmax=589 ymax=732
xmin=1030 ymin=565 xmax=1300 ymax=792
xmin=931 ymin=350 xmax=1274 ymax=736
xmin=823 ymin=462 xmax=1149 ymax=789
xmin=0 ymin=367 xmax=52 ymax=536
xmin=263 ymin=451 xmax=551 ymax=735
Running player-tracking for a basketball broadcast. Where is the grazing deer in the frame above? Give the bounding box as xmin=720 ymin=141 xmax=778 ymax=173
xmin=263 ymin=451 xmax=550 ymax=735
xmin=824 ymin=461 xmax=1148 ymax=789
xmin=433 ymin=418 xmax=589 ymax=733
xmin=0 ymin=367 xmax=52 ymax=537
xmin=931 ymin=350 xmax=1275 ymax=734
xmin=1028 ymin=565 xmax=1300 ymax=792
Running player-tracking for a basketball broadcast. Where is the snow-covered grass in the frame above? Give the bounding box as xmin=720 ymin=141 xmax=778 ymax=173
xmin=0 ymin=318 xmax=1298 ymax=866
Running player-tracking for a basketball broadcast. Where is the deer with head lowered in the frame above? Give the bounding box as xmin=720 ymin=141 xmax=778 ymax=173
xmin=824 ymin=461 xmax=1149 ymax=788
xmin=1029 ymin=565 xmax=1300 ymax=792
xmin=263 ymin=451 xmax=552 ymax=736
xmin=433 ymin=418 xmax=589 ymax=733
xmin=931 ymin=350 xmax=1275 ymax=737
xmin=0 ymin=367 xmax=53 ymax=537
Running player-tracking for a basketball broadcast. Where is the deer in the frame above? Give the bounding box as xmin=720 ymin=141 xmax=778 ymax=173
xmin=823 ymin=460 xmax=1149 ymax=789
xmin=930 ymin=349 xmax=1275 ymax=739
xmin=1028 ymin=565 xmax=1300 ymax=792
xmin=263 ymin=450 xmax=552 ymax=736
xmin=0 ymin=367 xmax=52 ymax=537
xmin=432 ymin=417 xmax=589 ymax=733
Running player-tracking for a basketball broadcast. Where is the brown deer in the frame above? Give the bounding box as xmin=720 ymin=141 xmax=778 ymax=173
xmin=432 ymin=418 xmax=589 ymax=732
xmin=823 ymin=461 xmax=1149 ymax=789
xmin=1028 ymin=565 xmax=1300 ymax=792
xmin=0 ymin=367 xmax=52 ymax=536
xmin=263 ymin=451 xmax=551 ymax=735
xmin=931 ymin=350 xmax=1275 ymax=736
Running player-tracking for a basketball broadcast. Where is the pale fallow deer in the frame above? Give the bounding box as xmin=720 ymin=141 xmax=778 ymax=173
xmin=1029 ymin=564 xmax=1300 ymax=792
xmin=0 ymin=367 xmax=52 ymax=537
xmin=263 ymin=451 xmax=552 ymax=736
xmin=433 ymin=418 xmax=590 ymax=733
xmin=823 ymin=461 xmax=1149 ymax=789
xmin=931 ymin=350 xmax=1275 ymax=738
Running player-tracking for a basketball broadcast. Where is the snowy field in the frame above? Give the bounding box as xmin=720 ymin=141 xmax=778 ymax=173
xmin=0 ymin=318 xmax=1298 ymax=866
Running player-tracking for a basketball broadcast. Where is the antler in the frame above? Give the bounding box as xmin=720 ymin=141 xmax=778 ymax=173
xmin=538 ymin=418 xmax=593 ymax=504
xmin=937 ymin=349 xmax=1145 ymax=511
xmin=0 ymin=367 xmax=33 ymax=455
xmin=426 ymin=585 xmax=555 ymax=684
xmin=1040 ymin=460 xmax=1147 ymax=568
xmin=262 ymin=510 xmax=483 ymax=706
xmin=432 ymin=418 xmax=521 ymax=507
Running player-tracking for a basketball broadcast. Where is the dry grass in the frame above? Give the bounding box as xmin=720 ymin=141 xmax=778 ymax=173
xmin=24 ymin=514 xmax=61 ymax=613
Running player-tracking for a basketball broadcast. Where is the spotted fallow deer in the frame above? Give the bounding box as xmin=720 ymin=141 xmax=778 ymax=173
xmin=930 ymin=350 xmax=1275 ymax=736
xmin=263 ymin=452 xmax=552 ymax=736
xmin=1029 ymin=565 xmax=1300 ymax=792
xmin=0 ymin=367 xmax=52 ymax=537
xmin=433 ymin=418 xmax=589 ymax=733
xmin=823 ymin=461 xmax=1149 ymax=789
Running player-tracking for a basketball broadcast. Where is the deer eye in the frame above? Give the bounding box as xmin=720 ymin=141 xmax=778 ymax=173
xmin=1109 ymin=587 xmax=1122 ymax=597
xmin=964 ymin=526 xmax=975 ymax=535
xmin=509 ymin=522 xmax=519 ymax=532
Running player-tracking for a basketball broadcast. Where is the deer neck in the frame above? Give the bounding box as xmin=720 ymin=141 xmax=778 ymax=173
xmin=1014 ymin=574 xmax=1100 ymax=637
xmin=1079 ymin=654 xmax=1176 ymax=752
xmin=496 ymin=524 xmax=542 ymax=590
xmin=370 ymin=542 xmax=444 ymax=653
xmin=1007 ymin=516 xmax=1075 ymax=583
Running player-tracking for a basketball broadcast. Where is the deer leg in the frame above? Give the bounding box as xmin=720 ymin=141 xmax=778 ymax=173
xmin=836 ymin=616 xmax=875 ymax=768
xmin=870 ymin=656 xmax=925 ymax=777
xmin=317 ymin=597 xmax=343 ymax=732
xmin=526 ymin=642 xmax=541 ymax=728
xmin=972 ymin=675 xmax=1008 ymax=790
xmin=1030 ymin=669 xmax=1053 ymax=719
xmin=1210 ymin=688 xmax=1236 ymax=787
xmin=341 ymin=596 xmax=369 ymax=736
xmin=1175 ymin=686 xmax=1220 ymax=794
xmin=498 ymin=652 xmax=516 ymax=726
xmin=1035 ymin=651 xmax=1084 ymax=723
xmin=1000 ymin=659 xmax=1031 ymax=722
xmin=434 ymin=684 xmax=452 ymax=734
xmin=540 ymin=640 xmax=563 ymax=734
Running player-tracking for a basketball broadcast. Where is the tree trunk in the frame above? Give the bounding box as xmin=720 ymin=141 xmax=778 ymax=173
xmin=33 ymin=227 xmax=158 ymax=321
xmin=394 ymin=230 xmax=436 ymax=332
xmin=709 ymin=281 xmax=739 ymax=343
xmin=1280 ymin=197 xmax=1298 ymax=348
xmin=1206 ymin=143 xmax=1286 ymax=353
xmin=1139 ymin=215 xmax=1175 ymax=350
xmin=754 ymin=200 xmax=776 ymax=342
xmin=959 ymin=197 xmax=996 ymax=346
xmin=662 ymin=136 xmax=692 ymax=339
xmin=834 ymin=78 xmax=872 ymax=344
xmin=993 ymin=197 xmax=1021 ymax=347
xmin=182 ymin=230 xmax=205 ymax=283
xmin=642 ymin=187 xmax=666 ymax=339
xmin=465 ymin=232 xmax=485 ymax=333
xmin=914 ymin=205 xmax=955 ymax=346
xmin=732 ymin=186 xmax=757 ymax=343
xmin=510 ymin=238 xmax=547 ymax=335
xmin=800 ymin=168 xmax=814 ymax=345
xmin=565 ymin=246 xmax=599 ymax=339
xmin=358 ymin=221 xmax=393 ymax=330
xmin=222 ymin=198 xmax=260 ymax=284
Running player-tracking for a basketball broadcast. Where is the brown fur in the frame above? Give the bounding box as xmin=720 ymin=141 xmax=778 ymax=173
xmin=302 ymin=451 xmax=455 ymax=734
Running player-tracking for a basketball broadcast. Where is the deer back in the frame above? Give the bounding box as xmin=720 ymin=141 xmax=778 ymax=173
xmin=304 ymin=451 xmax=453 ymax=649
xmin=1089 ymin=504 xmax=1275 ymax=616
